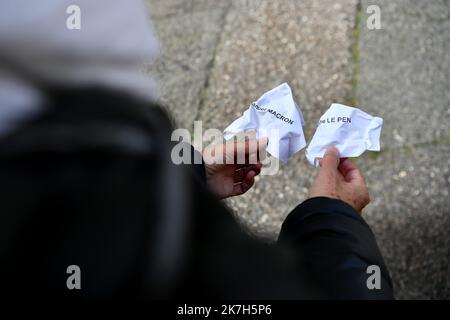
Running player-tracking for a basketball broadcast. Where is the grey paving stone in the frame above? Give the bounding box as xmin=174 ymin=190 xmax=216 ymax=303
xmin=147 ymin=0 xmax=228 ymax=19
xmin=199 ymin=0 xmax=358 ymax=139
xmin=358 ymin=0 xmax=450 ymax=148
xmin=146 ymin=2 xmax=230 ymax=128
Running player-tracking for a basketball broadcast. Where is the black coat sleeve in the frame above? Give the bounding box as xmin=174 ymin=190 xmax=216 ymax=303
xmin=190 ymin=145 xmax=207 ymax=184
xmin=278 ymin=197 xmax=394 ymax=299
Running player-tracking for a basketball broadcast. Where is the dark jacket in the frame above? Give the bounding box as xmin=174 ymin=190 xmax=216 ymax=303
xmin=0 ymin=88 xmax=393 ymax=299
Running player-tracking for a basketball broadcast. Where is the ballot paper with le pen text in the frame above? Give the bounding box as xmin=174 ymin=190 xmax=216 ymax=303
xmin=306 ymin=103 xmax=383 ymax=166
xmin=223 ymin=83 xmax=307 ymax=162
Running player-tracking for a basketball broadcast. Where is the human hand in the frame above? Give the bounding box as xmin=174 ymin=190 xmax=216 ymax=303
xmin=308 ymin=146 xmax=370 ymax=213
xmin=203 ymin=137 xmax=268 ymax=199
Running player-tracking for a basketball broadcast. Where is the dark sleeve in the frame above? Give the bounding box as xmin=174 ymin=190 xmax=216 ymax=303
xmin=189 ymin=145 xmax=207 ymax=183
xmin=177 ymin=144 xmax=206 ymax=183
xmin=278 ymin=197 xmax=394 ymax=300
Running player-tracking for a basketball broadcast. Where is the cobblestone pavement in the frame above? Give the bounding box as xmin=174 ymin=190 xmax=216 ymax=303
xmin=146 ymin=0 xmax=449 ymax=299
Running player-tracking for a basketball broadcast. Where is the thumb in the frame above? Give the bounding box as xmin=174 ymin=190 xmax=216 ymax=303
xmin=319 ymin=146 xmax=340 ymax=173
xmin=308 ymin=146 xmax=340 ymax=199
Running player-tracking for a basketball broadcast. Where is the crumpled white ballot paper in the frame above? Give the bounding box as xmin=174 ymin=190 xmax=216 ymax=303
xmin=223 ymin=83 xmax=306 ymax=162
xmin=306 ymin=103 xmax=383 ymax=166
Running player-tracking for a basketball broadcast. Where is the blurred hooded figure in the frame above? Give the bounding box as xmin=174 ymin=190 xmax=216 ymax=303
xmin=0 ymin=0 xmax=393 ymax=299
xmin=0 ymin=0 xmax=158 ymax=134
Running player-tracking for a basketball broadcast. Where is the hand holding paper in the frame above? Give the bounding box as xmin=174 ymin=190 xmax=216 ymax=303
xmin=203 ymin=138 xmax=268 ymax=199
xmin=308 ymin=146 xmax=371 ymax=212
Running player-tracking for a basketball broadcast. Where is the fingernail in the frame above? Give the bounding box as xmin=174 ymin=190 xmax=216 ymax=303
xmin=259 ymin=137 xmax=269 ymax=146
xmin=325 ymin=146 xmax=339 ymax=157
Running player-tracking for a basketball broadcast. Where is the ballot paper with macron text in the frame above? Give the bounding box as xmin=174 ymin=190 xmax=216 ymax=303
xmin=223 ymin=83 xmax=306 ymax=162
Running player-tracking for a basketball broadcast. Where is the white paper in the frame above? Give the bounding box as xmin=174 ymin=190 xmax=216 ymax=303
xmin=223 ymin=83 xmax=306 ymax=162
xmin=306 ymin=103 xmax=383 ymax=166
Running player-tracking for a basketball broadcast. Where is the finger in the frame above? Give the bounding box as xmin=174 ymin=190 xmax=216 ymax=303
xmin=258 ymin=137 xmax=269 ymax=148
xmin=241 ymin=170 xmax=256 ymax=193
xmin=251 ymin=137 xmax=268 ymax=164
xmin=226 ymin=139 xmax=252 ymax=165
xmin=234 ymin=163 xmax=260 ymax=182
xmin=235 ymin=162 xmax=262 ymax=182
xmin=244 ymin=164 xmax=261 ymax=176
xmin=338 ymin=158 xmax=357 ymax=177
xmin=256 ymin=137 xmax=269 ymax=162
xmin=232 ymin=170 xmax=256 ymax=196
xmin=347 ymin=168 xmax=365 ymax=183
xmin=339 ymin=159 xmax=366 ymax=184
xmin=251 ymin=162 xmax=262 ymax=176
xmin=227 ymin=138 xmax=268 ymax=165
xmin=233 ymin=168 xmax=246 ymax=183
xmin=232 ymin=182 xmax=243 ymax=196
xmin=313 ymin=147 xmax=341 ymax=190
xmin=246 ymin=138 xmax=261 ymax=165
